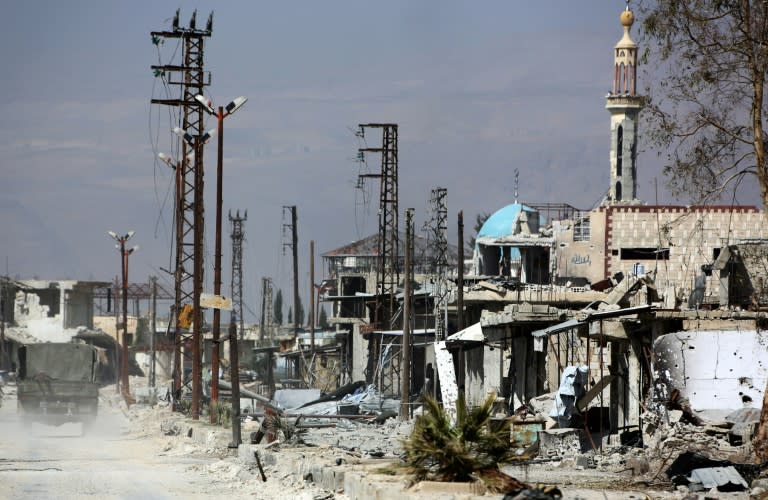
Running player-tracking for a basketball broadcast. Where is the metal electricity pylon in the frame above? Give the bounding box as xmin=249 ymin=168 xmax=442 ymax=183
xmin=150 ymin=8 xmax=212 ymax=419
xmin=356 ymin=124 xmax=399 ymax=384
xmin=229 ymin=210 xmax=247 ymax=339
xmin=425 ymin=187 xmax=448 ymax=339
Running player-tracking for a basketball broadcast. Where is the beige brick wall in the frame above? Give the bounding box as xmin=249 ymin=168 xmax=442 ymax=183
xmin=605 ymin=206 xmax=767 ymax=300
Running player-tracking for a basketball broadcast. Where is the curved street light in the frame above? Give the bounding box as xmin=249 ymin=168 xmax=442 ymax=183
xmin=108 ymin=230 xmax=138 ymax=399
xmin=195 ymin=93 xmax=247 ymax=435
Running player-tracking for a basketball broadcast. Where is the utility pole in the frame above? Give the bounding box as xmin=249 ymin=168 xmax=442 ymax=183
xmin=195 ymin=96 xmax=248 ymax=417
xmin=457 ymin=211 xmax=465 ymax=331
xmin=259 ymin=277 xmax=273 ymax=344
xmin=309 ymin=240 xmax=315 ymax=355
xmin=228 ymin=318 xmax=241 ymax=448
xmin=113 ymin=275 xmax=120 ymax=393
xmin=400 ymin=208 xmax=414 ymax=420
xmin=282 ymin=206 xmax=299 ymax=339
xmin=150 ymin=9 xmax=212 ymax=419
xmin=150 ymin=276 xmax=157 ymax=388
xmin=0 ymin=275 xmax=10 ymax=372
xmin=356 ymin=123 xmax=399 ymax=384
xmin=108 ymin=230 xmax=138 ymax=400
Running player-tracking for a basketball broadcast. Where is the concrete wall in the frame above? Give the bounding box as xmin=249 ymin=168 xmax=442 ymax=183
xmin=64 ymin=286 xmax=93 ymax=329
xmin=553 ymin=206 xmax=767 ymax=304
xmin=351 ymin=324 xmax=369 ymax=383
xmin=553 ymin=212 xmax=606 ymax=284
xmin=13 ymin=280 xmax=95 ymax=342
xmin=653 ymin=329 xmax=768 ymax=412
xmin=461 ymin=327 xmax=546 ymax=410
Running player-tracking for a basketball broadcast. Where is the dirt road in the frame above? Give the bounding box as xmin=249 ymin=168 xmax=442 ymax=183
xmin=0 ymin=387 xmax=267 ymax=499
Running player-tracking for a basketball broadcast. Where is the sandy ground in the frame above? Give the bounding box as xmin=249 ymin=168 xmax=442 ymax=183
xmin=5 ymin=377 xmax=765 ymax=500
xmin=0 ymin=380 xmax=350 ymax=500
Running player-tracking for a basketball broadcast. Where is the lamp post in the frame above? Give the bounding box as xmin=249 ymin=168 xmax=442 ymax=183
xmin=108 ymin=230 xmax=138 ymax=398
xmin=194 ymin=93 xmax=247 ymax=424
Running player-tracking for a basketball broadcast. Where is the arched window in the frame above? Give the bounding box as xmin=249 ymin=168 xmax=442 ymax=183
xmin=615 ymin=181 xmax=623 ymax=201
xmin=616 ymin=125 xmax=623 ymax=177
xmin=619 ymin=62 xmax=626 ymax=94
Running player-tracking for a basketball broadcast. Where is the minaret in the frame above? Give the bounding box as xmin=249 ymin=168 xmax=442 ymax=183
xmin=606 ymin=2 xmax=644 ymax=203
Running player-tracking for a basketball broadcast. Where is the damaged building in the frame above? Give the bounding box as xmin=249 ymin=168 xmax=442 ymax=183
xmin=0 ymin=279 xmax=117 ymax=379
xmin=443 ymin=2 xmax=768 ymax=457
xmin=318 ymin=231 xmax=458 ymax=396
xmin=306 ymin=2 xmax=768 ymax=463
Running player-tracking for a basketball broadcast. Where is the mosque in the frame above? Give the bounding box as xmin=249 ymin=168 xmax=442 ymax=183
xmin=471 ymin=4 xmax=768 ymax=310
xmin=314 ymin=4 xmax=768 ymax=435
xmin=453 ymin=3 xmax=768 ymax=432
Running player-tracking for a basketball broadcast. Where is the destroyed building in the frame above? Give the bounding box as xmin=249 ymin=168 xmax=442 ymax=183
xmin=318 ymin=232 xmax=459 ymax=396
xmin=0 ymin=279 xmax=116 ymax=378
xmin=445 ymin=3 xmax=768 ymax=451
xmin=304 ymin=2 xmax=768 ymax=458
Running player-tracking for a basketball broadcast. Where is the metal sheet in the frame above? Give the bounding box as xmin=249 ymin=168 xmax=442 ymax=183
xmin=446 ymin=322 xmax=484 ymax=343
xmin=688 ymin=466 xmax=748 ymax=490
xmin=200 ymin=293 xmax=232 ymax=310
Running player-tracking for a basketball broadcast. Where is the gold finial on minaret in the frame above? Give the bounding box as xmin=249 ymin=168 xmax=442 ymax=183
xmin=620 ymin=1 xmax=635 ymax=28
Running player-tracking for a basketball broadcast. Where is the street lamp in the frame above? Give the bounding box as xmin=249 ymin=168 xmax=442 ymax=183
xmin=108 ymin=230 xmax=138 ymax=398
xmin=194 ymin=93 xmax=247 ymax=432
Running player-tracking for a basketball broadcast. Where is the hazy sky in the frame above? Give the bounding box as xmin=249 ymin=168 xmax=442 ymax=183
xmin=1 ymin=1 xmax=760 ymax=324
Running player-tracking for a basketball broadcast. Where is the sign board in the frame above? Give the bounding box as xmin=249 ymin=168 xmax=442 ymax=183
xmin=200 ymin=293 xmax=232 ymax=311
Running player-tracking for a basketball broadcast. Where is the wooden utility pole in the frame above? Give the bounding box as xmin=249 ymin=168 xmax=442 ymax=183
xmin=150 ymin=276 xmax=157 ymax=388
xmin=259 ymin=277 xmax=273 ymax=344
xmin=400 ymin=208 xmax=414 ymax=420
xmin=228 ymin=319 xmax=241 ymax=447
xmin=0 ymin=275 xmax=8 ymax=372
xmin=283 ymin=206 xmax=299 ymax=337
xmin=309 ymin=240 xmax=315 ymax=354
xmin=457 ymin=211 xmax=465 ymax=331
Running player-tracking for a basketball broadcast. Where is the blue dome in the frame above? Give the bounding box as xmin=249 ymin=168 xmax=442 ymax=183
xmin=478 ymin=203 xmax=536 ymax=238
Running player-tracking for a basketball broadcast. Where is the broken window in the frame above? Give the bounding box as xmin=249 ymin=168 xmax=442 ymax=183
xmin=36 ymin=288 xmax=61 ymax=317
xmin=573 ymin=214 xmax=590 ymax=242
xmin=619 ymin=247 xmax=670 ymax=260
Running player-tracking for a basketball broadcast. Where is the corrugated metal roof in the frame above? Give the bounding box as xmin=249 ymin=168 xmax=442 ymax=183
xmin=688 ymin=466 xmax=747 ymax=490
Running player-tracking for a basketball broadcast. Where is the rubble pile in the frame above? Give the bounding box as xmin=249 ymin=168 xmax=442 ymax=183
xmin=300 ymin=416 xmax=412 ymax=458
xmin=109 ymin=376 xmax=768 ymax=499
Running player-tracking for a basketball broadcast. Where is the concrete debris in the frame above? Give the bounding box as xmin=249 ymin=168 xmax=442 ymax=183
xmin=115 ymin=375 xmax=768 ymax=499
xmin=273 ymin=388 xmax=321 ymax=409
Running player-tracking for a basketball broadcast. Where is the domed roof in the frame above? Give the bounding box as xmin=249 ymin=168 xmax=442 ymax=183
xmin=477 ymin=202 xmax=536 ymax=239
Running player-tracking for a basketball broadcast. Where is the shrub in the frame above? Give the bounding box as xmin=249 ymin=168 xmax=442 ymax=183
xmin=402 ymin=392 xmax=514 ymax=482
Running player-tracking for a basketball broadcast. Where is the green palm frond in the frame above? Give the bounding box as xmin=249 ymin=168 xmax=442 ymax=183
xmin=402 ymin=391 xmax=513 ymax=482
